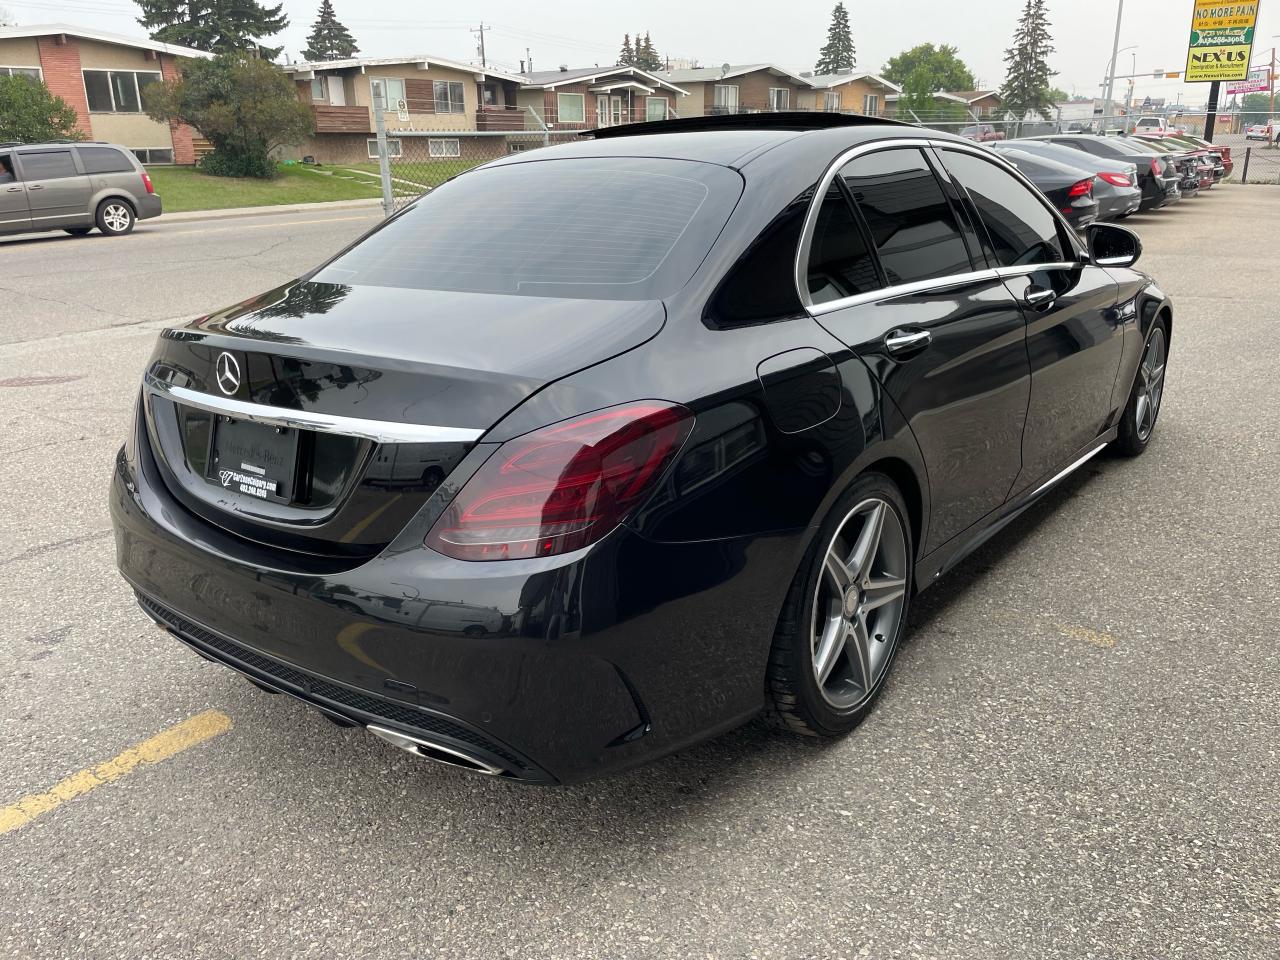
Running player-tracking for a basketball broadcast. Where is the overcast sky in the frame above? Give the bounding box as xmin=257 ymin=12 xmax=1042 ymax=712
xmin=11 ymin=0 xmax=1280 ymax=107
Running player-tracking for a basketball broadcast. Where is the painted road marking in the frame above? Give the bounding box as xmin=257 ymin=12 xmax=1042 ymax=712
xmin=0 ymin=709 xmax=232 ymax=836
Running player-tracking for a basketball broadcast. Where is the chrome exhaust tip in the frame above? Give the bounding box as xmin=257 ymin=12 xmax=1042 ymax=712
xmin=367 ymin=724 xmax=506 ymax=777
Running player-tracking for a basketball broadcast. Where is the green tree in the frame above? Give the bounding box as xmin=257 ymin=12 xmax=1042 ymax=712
xmin=0 ymin=75 xmax=84 ymax=142
xmin=1047 ymin=86 xmax=1069 ymax=103
xmin=143 ymin=54 xmax=313 ymax=178
xmin=136 ymin=0 xmax=288 ymax=59
xmin=882 ymin=44 xmax=976 ymax=92
xmin=1240 ymin=92 xmax=1275 ymax=126
xmin=999 ymin=0 xmax=1057 ymax=123
xmin=301 ymin=0 xmax=357 ymax=61
xmin=634 ymin=31 xmax=662 ymax=71
xmin=617 ymin=33 xmax=634 ymax=66
xmin=815 ymin=2 xmax=856 ymax=74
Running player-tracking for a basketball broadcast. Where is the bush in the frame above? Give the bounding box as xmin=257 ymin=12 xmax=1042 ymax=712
xmin=144 ymin=54 xmax=313 ymax=179
xmin=0 ymin=75 xmax=84 ymax=143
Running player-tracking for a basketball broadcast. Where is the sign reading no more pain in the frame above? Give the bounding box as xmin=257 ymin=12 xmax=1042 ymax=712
xmin=1185 ymin=2 xmax=1261 ymax=82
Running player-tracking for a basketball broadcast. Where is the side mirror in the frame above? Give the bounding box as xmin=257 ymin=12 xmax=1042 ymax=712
xmin=1087 ymin=222 xmax=1142 ymax=268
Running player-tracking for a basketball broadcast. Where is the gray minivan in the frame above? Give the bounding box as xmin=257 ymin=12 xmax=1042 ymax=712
xmin=0 ymin=141 xmax=162 ymax=238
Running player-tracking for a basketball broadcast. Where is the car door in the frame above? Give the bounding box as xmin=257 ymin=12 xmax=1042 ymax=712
xmin=0 ymin=152 xmax=31 ymax=234
xmin=13 ymin=148 xmax=91 ymax=229
xmin=937 ymin=147 xmax=1123 ymax=495
xmin=802 ymin=145 xmax=1031 ymax=553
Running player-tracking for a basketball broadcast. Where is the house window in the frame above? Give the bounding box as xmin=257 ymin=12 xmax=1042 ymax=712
xmin=768 ymin=88 xmax=790 ymax=111
xmin=713 ymin=84 xmax=739 ymax=113
xmin=310 ymin=78 xmax=326 ymax=101
xmin=371 ymin=77 xmax=406 ymax=111
xmin=862 ymin=94 xmax=880 ymax=116
xmin=646 ymin=97 xmax=668 ymax=121
xmin=823 ymin=91 xmax=841 ymax=112
xmin=433 ymin=80 xmax=465 ymax=114
xmin=367 ymin=138 xmax=404 ymax=159
xmin=556 ymin=92 xmax=585 ymax=123
xmin=130 ymin=148 xmax=174 ymax=165
xmin=428 ymin=138 xmax=461 ymax=158
xmin=83 ymin=70 xmax=161 ymax=113
xmin=1 ymin=66 xmax=42 ymax=81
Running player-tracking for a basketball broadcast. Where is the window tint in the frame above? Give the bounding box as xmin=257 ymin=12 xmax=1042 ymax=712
xmin=78 ymin=146 xmax=135 ymax=174
xmin=0 ymin=154 xmax=14 ymax=184
xmin=708 ymin=192 xmax=809 ymax=326
xmin=806 ymin=183 xmax=880 ymax=304
xmin=315 ymin=159 xmax=742 ymax=301
xmin=941 ymin=149 xmax=1067 ymax=267
xmin=19 ymin=150 xmax=77 ymax=180
xmin=839 ymin=148 xmax=974 ymax=286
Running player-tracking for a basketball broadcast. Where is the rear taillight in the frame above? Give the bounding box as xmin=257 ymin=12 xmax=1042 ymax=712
xmin=426 ymin=402 xmax=694 ymax=561
xmin=1098 ymin=172 xmax=1132 ymax=187
xmin=141 ymin=172 xmax=155 ymax=194
xmin=1067 ymin=178 xmax=1093 ymax=198
xmin=1150 ymin=158 xmax=1162 ymax=176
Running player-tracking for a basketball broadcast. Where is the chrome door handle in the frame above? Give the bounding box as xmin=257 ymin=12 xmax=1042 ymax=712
xmin=884 ymin=329 xmax=932 ymax=355
xmin=1024 ymin=285 xmax=1057 ymax=308
xmin=4 ymin=186 xmax=21 ymax=192
xmin=27 ymin=184 xmax=44 ymax=191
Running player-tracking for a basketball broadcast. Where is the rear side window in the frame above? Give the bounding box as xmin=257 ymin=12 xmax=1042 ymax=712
xmin=838 ymin=148 xmax=974 ymax=286
xmin=806 ymin=183 xmax=880 ymax=304
xmin=78 ymin=146 xmax=135 ymax=174
xmin=18 ymin=150 xmax=78 ymax=180
xmin=316 ymin=158 xmax=742 ymax=301
xmin=941 ymin=149 xmax=1068 ymax=267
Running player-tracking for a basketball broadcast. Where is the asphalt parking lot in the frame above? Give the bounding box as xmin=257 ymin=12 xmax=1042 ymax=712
xmin=1 ymin=188 xmax=1278 ymax=959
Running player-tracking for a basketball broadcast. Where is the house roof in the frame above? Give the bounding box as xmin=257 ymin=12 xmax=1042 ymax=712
xmin=0 ymin=22 xmax=214 ymax=58
xmin=807 ymin=72 xmax=902 ymax=94
xmin=521 ymin=65 xmax=687 ymax=95
xmin=658 ymin=63 xmax=812 ymax=88
xmin=282 ymin=55 xmax=525 ymax=84
xmin=949 ymin=90 xmax=1002 ymax=103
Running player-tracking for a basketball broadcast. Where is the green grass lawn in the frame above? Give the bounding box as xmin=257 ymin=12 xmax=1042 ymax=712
xmin=146 ymin=163 xmax=385 ymax=213
xmin=340 ymin=160 xmax=484 ymax=191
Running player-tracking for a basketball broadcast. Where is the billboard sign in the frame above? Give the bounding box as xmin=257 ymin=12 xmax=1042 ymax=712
xmin=1184 ymin=1 xmax=1261 ymax=82
xmin=1226 ymin=68 xmax=1271 ymax=94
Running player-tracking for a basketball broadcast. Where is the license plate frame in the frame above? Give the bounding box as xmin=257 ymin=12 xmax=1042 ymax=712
xmin=206 ymin=417 xmax=300 ymax=505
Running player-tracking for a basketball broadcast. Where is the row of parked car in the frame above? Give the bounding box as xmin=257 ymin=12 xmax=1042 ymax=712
xmin=984 ymin=131 xmax=1234 ymax=231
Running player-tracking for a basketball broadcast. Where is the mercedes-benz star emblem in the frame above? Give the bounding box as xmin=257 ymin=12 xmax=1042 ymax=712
xmin=215 ymin=352 xmax=241 ymax=396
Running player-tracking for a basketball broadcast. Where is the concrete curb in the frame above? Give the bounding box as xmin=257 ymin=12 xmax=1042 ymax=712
xmin=157 ymin=198 xmax=385 ymax=224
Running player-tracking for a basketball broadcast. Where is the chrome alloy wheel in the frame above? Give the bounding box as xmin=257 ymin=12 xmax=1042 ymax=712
xmin=811 ymin=498 xmax=908 ymax=710
xmin=103 ymin=203 xmax=132 ymax=233
xmin=1135 ymin=327 xmax=1167 ymax=442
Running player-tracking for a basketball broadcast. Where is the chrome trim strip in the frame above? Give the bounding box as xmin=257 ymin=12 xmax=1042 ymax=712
xmin=1095 ymin=255 xmax=1136 ymax=267
xmin=143 ymin=373 xmax=484 ymax=444
xmin=794 ymin=136 xmax=1091 ymax=313
xmin=1027 ymin=440 xmax=1108 ymax=501
xmin=367 ymin=725 xmax=506 ymax=776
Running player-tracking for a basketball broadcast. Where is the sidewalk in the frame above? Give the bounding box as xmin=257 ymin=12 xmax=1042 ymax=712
xmin=159 ymin=197 xmax=385 ymax=224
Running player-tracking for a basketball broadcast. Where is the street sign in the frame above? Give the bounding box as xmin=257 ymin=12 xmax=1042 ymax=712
xmin=1226 ymin=68 xmax=1271 ymax=94
xmin=1184 ymin=1 xmax=1261 ymax=83
xmin=395 ymin=98 xmax=410 ymax=122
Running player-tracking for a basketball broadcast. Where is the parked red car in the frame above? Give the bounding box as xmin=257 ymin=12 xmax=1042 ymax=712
xmin=960 ymin=123 xmax=1006 ymax=142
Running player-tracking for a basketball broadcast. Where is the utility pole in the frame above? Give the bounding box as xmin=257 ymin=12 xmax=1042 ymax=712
xmin=1205 ymin=81 xmax=1221 ymax=141
xmin=1103 ymin=0 xmax=1125 ymax=123
xmin=470 ymin=22 xmax=490 ymax=68
xmin=1270 ymin=45 xmax=1277 ymax=119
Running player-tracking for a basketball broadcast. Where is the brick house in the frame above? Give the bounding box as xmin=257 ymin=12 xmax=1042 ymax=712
xmin=799 ymin=71 xmax=901 ymax=117
xmin=280 ymin=55 xmax=527 ymax=165
xmin=656 ymin=64 xmax=812 ymax=116
xmin=515 ymin=66 xmax=689 ymax=128
xmin=0 ymin=23 xmax=209 ymax=164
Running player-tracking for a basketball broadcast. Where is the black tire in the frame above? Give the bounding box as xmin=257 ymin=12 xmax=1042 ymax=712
xmin=95 ymin=199 xmax=135 ymax=236
xmin=1113 ymin=317 xmax=1169 ymax=457
xmin=64 ymin=227 xmax=92 ymax=236
xmin=765 ymin=472 xmax=914 ymax=738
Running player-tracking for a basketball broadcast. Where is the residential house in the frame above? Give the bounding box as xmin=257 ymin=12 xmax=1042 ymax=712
xmin=800 ymin=71 xmax=901 ymax=117
xmin=0 ymin=23 xmax=210 ymax=163
xmin=657 ymin=64 xmax=812 ymax=116
xmin=281 ymin=55 xmax=527 ymax=164
xmin=515 ymin=66 xmax=688 ymax=128
xmin=884 ymin=89 xmax=1004 ymax=122
xmin=949 ymin=90 xmax=1003 ymax=117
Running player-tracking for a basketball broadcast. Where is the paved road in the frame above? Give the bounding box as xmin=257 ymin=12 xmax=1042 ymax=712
xmin=1 ymin=194 xmax=1277 ymax=959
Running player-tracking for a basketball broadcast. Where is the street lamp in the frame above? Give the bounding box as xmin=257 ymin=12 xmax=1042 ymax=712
xmin=1102 ymin=44 xmax=1138 ymax=126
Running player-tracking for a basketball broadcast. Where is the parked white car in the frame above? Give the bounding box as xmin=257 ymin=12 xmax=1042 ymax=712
xmin=1245 ymin=122 xmax=1277 ymax=141
xmin=1134 ymin=116 xmax=1187 ymax=135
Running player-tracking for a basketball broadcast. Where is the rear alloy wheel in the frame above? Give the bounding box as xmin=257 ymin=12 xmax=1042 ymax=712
xmin=1113 ymin=319 xmax=1168 ymax=456
xmin=766 ymin=473 xmax=913 ymax=737
xmin=95 ymin=200 xmax=135 ymax=236
xmin=64 ymin=227 xmax=92 ymax=236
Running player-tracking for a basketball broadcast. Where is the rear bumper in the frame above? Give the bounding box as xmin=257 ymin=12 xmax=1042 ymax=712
xmin=110 ymin=414 xmax=794 ymax=783
xmin=137 ymin=194 xmax=162 ymax=221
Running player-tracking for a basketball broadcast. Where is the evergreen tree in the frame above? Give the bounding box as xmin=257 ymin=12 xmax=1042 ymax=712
xmin=814 ymin=2 xmax=856 ymax=74
xmin=617 ymin=33 xmax=635 ymax=66
xmin=636 ymin=31 xmax=662 ymax=71
xmin=302 ymin=0 xmax=358 ymax=61
xmin=998 ymin=0 xmax=1056 ymax=123
xmin=136 ymin=0 xmax=289 ymax=59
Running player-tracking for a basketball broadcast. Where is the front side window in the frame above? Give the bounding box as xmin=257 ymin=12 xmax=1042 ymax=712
xmin=556 ymin=92 xmax=584 ymax=123
xmin=839 ymin=148 xmax=974 ymax=287
xmin=428 ymin=138 xmax=460 ymax=158
xmin=18 ymin=150 xmax=78 ymax=180
xmin=806 ymin=183 xmax=881 ymax=304
xmin=940 ymin=149 xmax=1068 ymax=267
xmin=769 ymin=88 xmax=790 ymax=111
xmin=0 ymin=153 xmax=14 ymax=184
xmin=83 ymin=70 xmax=160 ymax=113
xmin=433 ymin=80 xmax=465 ymax=114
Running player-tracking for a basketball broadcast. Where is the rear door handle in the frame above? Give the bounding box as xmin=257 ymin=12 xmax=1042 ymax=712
xmin=884 ymin=328 xmax=932 ymax=356
xmin=1023 ymin=285 xmax=1057 ymax=308
xmin=27 ymin=184 xmax=44 ymax=191
xmin=4 ymin=186 xmax=21 ymax=193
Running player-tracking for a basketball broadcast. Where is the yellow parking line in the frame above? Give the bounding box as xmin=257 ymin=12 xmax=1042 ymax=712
xmin=0 ymin=709 xmax=232 ymax=836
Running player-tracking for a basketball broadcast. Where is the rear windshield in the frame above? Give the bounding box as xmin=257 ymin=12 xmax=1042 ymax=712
xmin=315 ymin=157 xmax=742 ymax=300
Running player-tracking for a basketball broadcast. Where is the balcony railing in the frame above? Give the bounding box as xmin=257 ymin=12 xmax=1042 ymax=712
xmin=476 ymin=106 xmax=526 ymax=131
xmin=312 ymin=104 xmax=371 ymax=134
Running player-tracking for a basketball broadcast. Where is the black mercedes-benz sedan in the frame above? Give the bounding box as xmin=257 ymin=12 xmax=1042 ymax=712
xmin=111 ymin=114 xmax=1172 ymax=784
